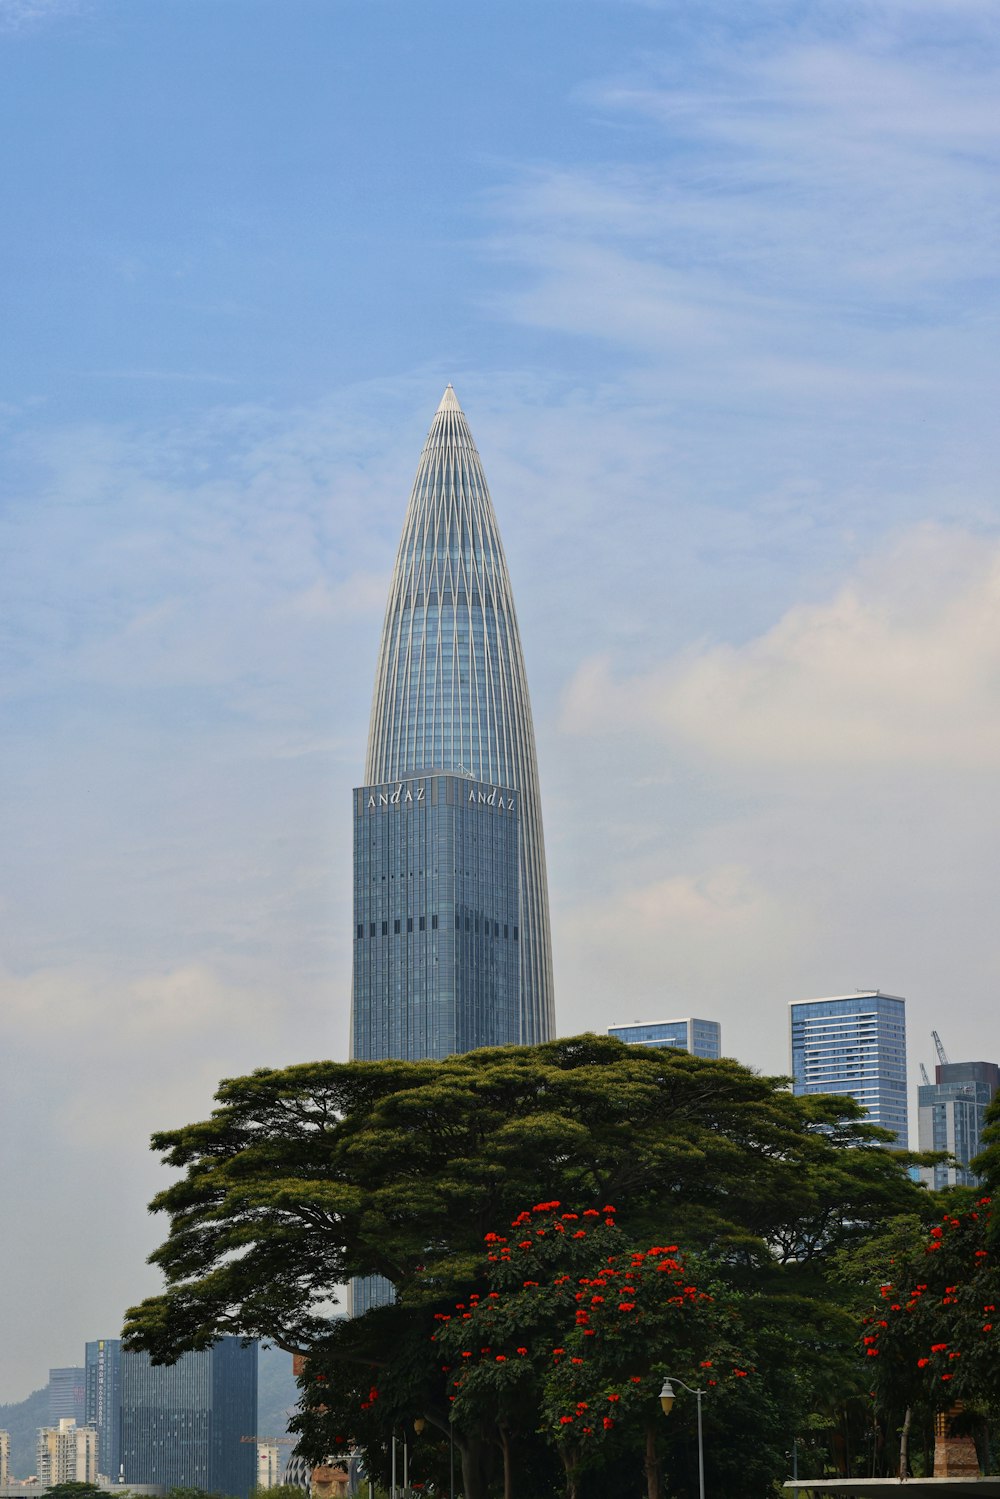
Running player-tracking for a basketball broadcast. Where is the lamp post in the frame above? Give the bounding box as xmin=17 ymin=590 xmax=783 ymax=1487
xmin=659 ymin=1376 xmax=705 ymax=1499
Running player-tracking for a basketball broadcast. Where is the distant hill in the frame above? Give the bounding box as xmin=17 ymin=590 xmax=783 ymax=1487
xmin=0 ymin=1383 xmax=48 ymax=1479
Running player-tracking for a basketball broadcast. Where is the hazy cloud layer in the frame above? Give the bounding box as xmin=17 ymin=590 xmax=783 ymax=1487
xmin=562 ymin=527 xmax=1000 ymax=769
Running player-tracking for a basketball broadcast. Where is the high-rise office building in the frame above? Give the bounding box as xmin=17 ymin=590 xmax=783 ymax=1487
xmin=352 ymin=385 xmax=554 ymax=1061
xmin=918 ymin=1060 xmax=1000 ymax=1190
xmin=47 ymin=1367 xmax=86 ymax=1427
xmin=0 ymin=1430 xmax=9 ymax=1486
xmin=789 ymin=991 xmax=909 ymax=1144
xmin=36 ymin=1420 xmax=98 ymax=1486
xmin=85 ymin=1337 xmax=122 ymax=1480
xmin=120 ymin=1338 xmax=257 ymax=1499
xmin=608 ymin=1017 xmax=722 ymax=1060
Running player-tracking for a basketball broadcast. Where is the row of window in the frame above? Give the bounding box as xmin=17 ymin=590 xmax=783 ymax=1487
xmin=357 ymin=916 xmax=518 ymax=940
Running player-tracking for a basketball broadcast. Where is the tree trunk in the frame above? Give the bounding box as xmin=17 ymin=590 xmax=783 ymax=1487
xmin=560 ymin=1444 xmax=581 ymax=1499
xmin=459 ymin=1433 xmax=492 ymax=1499
xmin=899 ymin=1406 xmax=912 ymax=1479
xmin=644 ymin=1420 xmax=662 ymax=1499
xmin=498 ymin=1423 xmax=513 ymax=1499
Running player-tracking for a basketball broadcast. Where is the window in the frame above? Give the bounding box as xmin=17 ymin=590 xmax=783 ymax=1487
xmin=513 ymin=927 xmax=519 ymax=941
xmin=370 ymin=923 xmax=376 ymax=937
xmin=394 ymin=919 xmax=401 ymax=934
xmin=382 ymin=921 xmax=388 ymax=937
xmin=431 ymin=914 xmax=438 ymax=930
xmin=357 ymin=924 xmax=364 ymax=939
xmin=407 ymin=917 xmax=413 ymax=933
xmin=419 ymin=915 xmax=426 ymax=931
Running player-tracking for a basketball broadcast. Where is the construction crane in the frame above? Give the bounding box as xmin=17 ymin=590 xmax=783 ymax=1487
xmin=919 ymin=1063 xmax=931 ymax=1086
xmin=932 ymin=1030 xmax=951 ymax=1067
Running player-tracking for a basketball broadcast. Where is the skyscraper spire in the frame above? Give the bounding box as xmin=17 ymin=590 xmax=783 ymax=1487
xmin=353 ymin=385 xmax=555 ymax=1056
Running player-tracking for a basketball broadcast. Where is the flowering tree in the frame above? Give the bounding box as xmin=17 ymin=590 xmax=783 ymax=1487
xmin=856 ymin=1196 xmax=999 ymax=1475
xmin=435 ymin=1203 xmax=749 ymax=1499
xmin=123 ymin=1036 xmax=927 ymax=1497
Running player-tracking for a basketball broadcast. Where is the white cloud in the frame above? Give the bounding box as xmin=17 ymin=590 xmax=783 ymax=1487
xmin=562 ymin=526 xmax=1000 ymax=770
xmin=0 ymin=0 xmax=81 ymax=32
xmin=555 ymin=863 xmax=806 ymax=1039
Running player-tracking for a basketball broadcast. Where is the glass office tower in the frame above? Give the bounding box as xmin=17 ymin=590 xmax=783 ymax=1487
xmin=789 ymin=991 xmax=909 ymax=1144
xmin=918 ymin=1060 xmax=1000 ymax=1190
xmin=608 ymin=1018 xmax=721 ymax=1060
xmin=353 ymin=771 xmax=520 ymax=1059
xmin=353 ymin=385 xmax=554 ymax=1058
xmin=120 ymin=1339 xmax=257 ymax=1499
xmin=84 ymin=1338 xmax=122 ymax=1480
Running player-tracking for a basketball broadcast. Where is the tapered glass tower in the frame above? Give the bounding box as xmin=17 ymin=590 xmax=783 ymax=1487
xmin=352 ymin=385 xmax=554 ymax=1059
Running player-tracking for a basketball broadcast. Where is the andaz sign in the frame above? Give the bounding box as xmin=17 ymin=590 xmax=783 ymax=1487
xmin=367 ymin=783 xmax=425 ymax=809
xmin=469 ymin=787 xmax=515 ymax=812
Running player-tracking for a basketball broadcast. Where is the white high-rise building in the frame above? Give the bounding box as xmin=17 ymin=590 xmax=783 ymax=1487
xmin=0 ymin=1429 xmax=10 ymax=1486
xmin=789 ymin=991 xmax=909 ymax=1145
xmin=36 ymin=1418 xmax=98 ymax=1486
xmin=257 ymin=1442 xmax=283 ymax=1490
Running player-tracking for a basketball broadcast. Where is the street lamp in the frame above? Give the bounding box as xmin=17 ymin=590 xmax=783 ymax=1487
xmin=658 ymin=1376 xmax=705 ymax=1499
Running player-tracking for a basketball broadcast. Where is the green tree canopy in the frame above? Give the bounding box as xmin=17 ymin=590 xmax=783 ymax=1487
xmin=124 ymin=1035 xmax=928 ymax=1497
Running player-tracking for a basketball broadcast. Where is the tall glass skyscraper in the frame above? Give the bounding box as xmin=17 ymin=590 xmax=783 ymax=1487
xmin=789 ymin=990 xmax=909 ymax=1144
xmin=120 ymin=1338 xmax=257 ymax=1499
xmin=85 ymin=1338 xmax=122 ymax=1480
xmin=918 ymin=1059 xmax=1000 ymax=1190
xmin=352 ymin=385 xmax=554 ymax=1060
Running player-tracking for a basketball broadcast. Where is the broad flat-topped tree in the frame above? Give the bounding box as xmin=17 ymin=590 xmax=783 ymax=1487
xmin=124 ymin=1034 xmax=926 ymax=1498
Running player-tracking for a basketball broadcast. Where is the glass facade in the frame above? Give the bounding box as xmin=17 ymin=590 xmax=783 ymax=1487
xmin=359 ymin=385 xmax=553 ymax=1048
xmin=120 ymin=1338 xmax=257 ymax=1499
xmin=85 ymin=1338 xmax=122 ymax=1480
xmin=47 ymin=1367 xmax=86 ymax=1426
xmin=918 ymin=1060 xmax=1000 ymax=1190
xmin=789 ymin=992 xmax=908 ymax=1145
xmin=352 ymin=772 xmax=521 ymax=1060
xmin=608 ymin=1018 xmax=721 ymax=1060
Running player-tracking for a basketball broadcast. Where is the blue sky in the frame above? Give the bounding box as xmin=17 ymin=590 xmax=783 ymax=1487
xmin=3 ymin=0 xmax=1000 ymax=1401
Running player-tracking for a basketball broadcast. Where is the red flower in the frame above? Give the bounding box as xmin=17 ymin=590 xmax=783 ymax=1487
xmin=496 ymin=1355 xmax=506 ymax=1362
xmin=917 ymin=1358 xmax=929 ymax=1368
xmin=930 ymin=1343 xmax=948 ymax=1352
xmin=603 ymin=1417 xmax=614 ymax=1430
xmin=559 ymin=1416 xmax=574 ymax=1425
xmin=618 ymin=1303 xmax=636 ymax=1312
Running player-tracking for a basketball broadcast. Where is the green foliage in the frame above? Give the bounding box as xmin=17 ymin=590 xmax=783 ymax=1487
xmin=46 ymin=1486 xmax=112 ymax=1499
xmin=165 ymin=1488 xmax=236 ymax=1499
xmin=124 ymin=1035 xmax=929 ymax=1497
xmin=857 ymin=1196 xmax=999 ymax=1413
